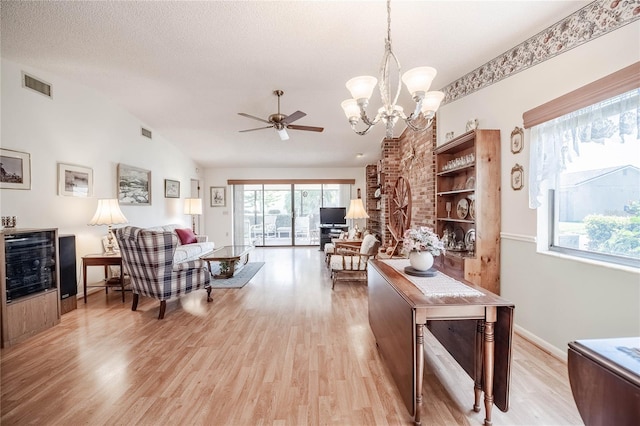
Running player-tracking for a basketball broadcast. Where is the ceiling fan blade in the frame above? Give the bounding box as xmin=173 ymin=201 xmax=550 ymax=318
xmin=238 ymin=112 xmax=271 ymax=124
xmin=239 ymin=125 xmax=274 ymax=133
xmin=281 ymin=110 xmax=306 ymax=125
xmin=288 ymin=124 xmax=324 ymax=132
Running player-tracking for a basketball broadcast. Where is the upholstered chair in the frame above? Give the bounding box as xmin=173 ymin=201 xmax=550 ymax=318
xmin=324 ymin=229 xmax=367 ymax=266
xmin=115 ymin=226 xmax=212 ymax=319
xmin=329 ymin=233 xmax=381 ymax=289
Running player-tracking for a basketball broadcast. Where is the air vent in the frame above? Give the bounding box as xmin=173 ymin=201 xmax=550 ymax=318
xmin=141 ymin=127 xmax=152 ymax=139
xmin=22 ymin=72 xmax=52 ymax=98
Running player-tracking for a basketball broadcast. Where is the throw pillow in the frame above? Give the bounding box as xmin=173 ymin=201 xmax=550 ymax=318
xmin=176 ymin=228 xmax=197 ymax=245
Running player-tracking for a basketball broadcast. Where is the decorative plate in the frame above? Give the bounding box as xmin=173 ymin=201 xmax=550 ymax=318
xmin=456 ymin=198 xmax=469 ymax=219
xmin=469 ymin=198 xmax=476 ymax=220
xmin=465 ymin=229 xmax=476 ymax=247
xmin=465 ymin=176 xmax=476 ymax=190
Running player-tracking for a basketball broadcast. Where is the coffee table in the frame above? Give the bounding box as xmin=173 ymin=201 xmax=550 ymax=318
xmin=201 ymin=245 xmax=254 ymax=279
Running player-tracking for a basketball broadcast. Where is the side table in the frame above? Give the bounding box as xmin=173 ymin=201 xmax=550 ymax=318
xmin=82 ymin=253 xmax=126 ymax=303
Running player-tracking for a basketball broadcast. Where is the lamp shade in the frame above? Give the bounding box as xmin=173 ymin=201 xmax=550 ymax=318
xmin=401 ymin=66 xmax=437 ymax=96
xmin=345 ymin=199 xmax=369 ymax=220
xmin=341 ymin=99 xmax=360 ymax=120
xmin=184 ymin=198 xmax=203 ymax=215
xmin=345 ymin=76 xmax=378 ymax=101
xmin=88 ymin=199 xmax=128 ymax=226
xmin=421 ymin=91 xmax=445 ymax=115
xmin=277 ymin=128 xmax=290 ymax=141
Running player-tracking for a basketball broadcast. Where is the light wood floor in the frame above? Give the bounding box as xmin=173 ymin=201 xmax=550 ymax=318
xmin=1 ymin=247 xmax=583 ymax=425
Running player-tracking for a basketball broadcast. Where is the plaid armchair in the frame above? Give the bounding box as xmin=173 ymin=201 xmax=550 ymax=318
xmin=115 ymin=226 xmax=212 ymax=319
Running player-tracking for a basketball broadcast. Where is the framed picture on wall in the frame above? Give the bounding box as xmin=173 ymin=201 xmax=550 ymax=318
xmin=0 ymin=148 xmax=31 ymax=190
xmin=58 ymin=163 xmax=93 ymax=197
xmin=210 ymin=186 xmax=226 ymax=207
xmin=164 ymin=179 xmax=180 ymax=198
xmin=511 ymin=163 xmax=524 ymax=191
xmin=118 ymin=163 xmax=151 ymax=205
xmin=511 ymin=126 xmax=524 ymax=154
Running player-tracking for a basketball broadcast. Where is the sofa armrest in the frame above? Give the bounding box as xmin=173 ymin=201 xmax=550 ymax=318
xmin=196 ymin=235 xmax=209 ymax=243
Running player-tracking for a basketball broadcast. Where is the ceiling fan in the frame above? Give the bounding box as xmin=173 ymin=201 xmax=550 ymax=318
xmin=238 ymin=90 xmax=324 ymax=140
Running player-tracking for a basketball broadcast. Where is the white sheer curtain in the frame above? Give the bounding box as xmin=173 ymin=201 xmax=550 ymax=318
xmin=529 ymin=88 xmax=639 ymax=208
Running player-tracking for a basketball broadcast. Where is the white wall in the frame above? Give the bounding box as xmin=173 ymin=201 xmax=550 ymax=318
xmin=437 ymin=23 xmax=640 ymax=356
xmin=1 ymin=59 xmax=205 ymax=292
xmin=203 ymin=167 xmax=366 ymax=246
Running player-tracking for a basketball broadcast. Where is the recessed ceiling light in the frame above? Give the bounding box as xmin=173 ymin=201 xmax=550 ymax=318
xmin=356 ymin=153 xmax=364 ymax=158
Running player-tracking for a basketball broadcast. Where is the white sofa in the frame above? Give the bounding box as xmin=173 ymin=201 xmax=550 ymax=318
xmin=146 ymin=224 xmax=215 ymax=263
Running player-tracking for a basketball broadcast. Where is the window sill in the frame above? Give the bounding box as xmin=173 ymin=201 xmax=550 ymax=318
xmin=539 ymin=249 xmax=640 ymax=275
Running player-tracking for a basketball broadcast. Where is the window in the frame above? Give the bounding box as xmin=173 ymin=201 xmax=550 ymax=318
xmin=529 ymin=88 xmax=639 ymax=267
xmin=230 ymin=181 xmax=352 ymax=247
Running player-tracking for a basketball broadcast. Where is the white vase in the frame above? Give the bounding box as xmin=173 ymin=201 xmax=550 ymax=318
xmin=409 ymin=251 xmax=434 ymax=271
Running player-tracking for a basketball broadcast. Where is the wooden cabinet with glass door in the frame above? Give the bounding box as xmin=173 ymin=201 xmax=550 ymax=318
xmin=434 ymin=129 xmax=501 ymax=294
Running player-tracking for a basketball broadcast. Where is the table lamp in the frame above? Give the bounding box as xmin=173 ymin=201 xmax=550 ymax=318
xmin=88 ymin=199 xmax=128 ymax=255
xmin=345 ymin=192 xmax=369 ymax=238
xmin=184 ymin=198 xmax=203 ymax=233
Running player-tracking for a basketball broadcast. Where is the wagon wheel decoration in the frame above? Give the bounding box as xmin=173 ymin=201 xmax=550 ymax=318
xmin=387 ymin=176 xmax=412 ymax=253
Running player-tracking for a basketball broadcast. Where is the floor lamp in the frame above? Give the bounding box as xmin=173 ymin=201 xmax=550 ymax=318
xmin=184 ymin=198 xmax=203 ymax=233
xmin=88 ymin=199 xmax=128 ymax=255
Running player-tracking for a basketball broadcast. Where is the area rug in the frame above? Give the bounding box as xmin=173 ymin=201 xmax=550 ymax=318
xmin=208 ymin=262 xmax=265 ymax=289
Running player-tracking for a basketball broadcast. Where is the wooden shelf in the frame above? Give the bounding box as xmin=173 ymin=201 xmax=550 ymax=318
xmin=437 ymin=189 xmax=475 ymax=196
xmin=437 ymin=163 xmax=475 ymax=176
xmin=437 ymin=218 xmax=475 ymax=224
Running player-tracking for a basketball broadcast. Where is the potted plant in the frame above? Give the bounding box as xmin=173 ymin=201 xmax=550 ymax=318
xmin=402 ymin=226 xmax=445 ymax=271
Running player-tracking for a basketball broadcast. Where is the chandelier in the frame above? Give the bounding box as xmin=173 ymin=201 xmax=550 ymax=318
xmin=341 ymin=0 xmax=444 ymax=138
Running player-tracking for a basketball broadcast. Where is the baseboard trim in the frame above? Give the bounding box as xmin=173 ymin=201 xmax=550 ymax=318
xmin=514 ymin=324 xmax=567 ymax=362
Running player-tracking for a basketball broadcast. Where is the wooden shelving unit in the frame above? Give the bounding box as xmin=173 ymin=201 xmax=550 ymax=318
xmin=434 ymin=130 xmax=501 ymax=294
xmin=366 ymin=163 xmax=383 ymax=238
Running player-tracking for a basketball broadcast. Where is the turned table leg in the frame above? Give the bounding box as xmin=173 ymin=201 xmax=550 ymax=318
xmin=414 ymin=323 xmax=425 ymax=426
xmin=474 ymin=320 xmax=485 ymax=412
xmin=483 ymin=320 xmax=496 ymax=426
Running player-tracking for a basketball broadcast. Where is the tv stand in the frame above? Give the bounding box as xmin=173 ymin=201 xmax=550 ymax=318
xmin=319 ymin=225 xmax=349 ymax=250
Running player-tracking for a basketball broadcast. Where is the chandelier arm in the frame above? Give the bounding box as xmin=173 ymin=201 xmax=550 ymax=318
xmin=404 ymin=116 xmax=435 ymax=132
xmin=360 ymin=109 xmax=381 ymax=127
xmin=349 ymin=121 xmax=376 ymax=136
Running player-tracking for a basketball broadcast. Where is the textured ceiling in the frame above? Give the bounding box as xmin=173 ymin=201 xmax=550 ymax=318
xmin=1 ymin=1 xmax=590 ymax=168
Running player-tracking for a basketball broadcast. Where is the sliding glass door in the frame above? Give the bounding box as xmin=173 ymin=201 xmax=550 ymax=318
xmin=232 ymin=182 xmax=351 ymax=247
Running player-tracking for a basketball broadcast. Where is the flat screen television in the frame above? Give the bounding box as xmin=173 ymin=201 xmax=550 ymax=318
xmin=319 ymin=207 xmax=347 ymax=226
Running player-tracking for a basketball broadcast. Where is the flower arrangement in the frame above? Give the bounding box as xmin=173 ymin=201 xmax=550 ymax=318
xmin=402 ymin=226 xmax=445 ymax=256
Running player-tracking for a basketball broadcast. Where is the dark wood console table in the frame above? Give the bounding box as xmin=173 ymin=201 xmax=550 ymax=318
xmin=368 ymin=259 xmax=514 ymax=426
xmin=568 ymin=337 xmax=640 ymax=425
